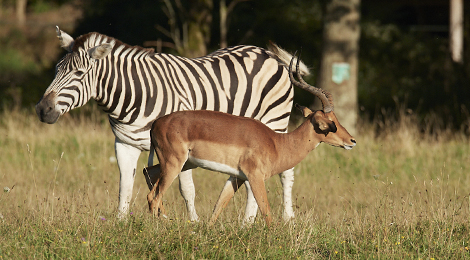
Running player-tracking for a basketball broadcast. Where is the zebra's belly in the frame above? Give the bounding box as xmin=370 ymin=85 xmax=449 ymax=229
xmin=111 ymin=123 xmax=152 ymax=151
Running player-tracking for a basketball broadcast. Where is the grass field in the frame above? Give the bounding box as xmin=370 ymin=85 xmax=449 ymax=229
xmin=1 ymin=107 xmax=470 ymax=259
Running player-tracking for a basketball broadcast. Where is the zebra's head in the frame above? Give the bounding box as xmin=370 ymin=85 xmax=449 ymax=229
xmin=35 ymin=26 xmax=114 ymax=124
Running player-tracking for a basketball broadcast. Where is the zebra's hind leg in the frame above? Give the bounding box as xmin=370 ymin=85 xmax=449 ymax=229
xmin=178 ymin=169 xmax=199 ymax=222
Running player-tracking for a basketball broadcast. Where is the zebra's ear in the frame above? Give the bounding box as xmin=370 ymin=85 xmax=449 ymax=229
xmin=88 ymin=43 xmax=113 ymax=59
xmin=56 ymin=26 xmax=74 ymax=52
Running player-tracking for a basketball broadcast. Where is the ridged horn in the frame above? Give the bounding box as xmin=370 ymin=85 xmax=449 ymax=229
xmin=288 ymin=52 xmax=334 ymax=113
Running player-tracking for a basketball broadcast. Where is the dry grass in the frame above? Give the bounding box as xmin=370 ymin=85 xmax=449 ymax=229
xmin=1 ymin=107 xmax=470 ymax=259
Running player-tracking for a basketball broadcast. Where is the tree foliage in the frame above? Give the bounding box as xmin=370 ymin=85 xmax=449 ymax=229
xmin=360 ymin=10 xmax=470 ymax=130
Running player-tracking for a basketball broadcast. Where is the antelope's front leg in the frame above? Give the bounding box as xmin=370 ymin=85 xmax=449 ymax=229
xmin=247 ymin=174 xmax=272 ymax=226
xmin=209 ymin=176 xmax=245 ymax=225
xmin=115 ymin=140 xmax=141 ymax=220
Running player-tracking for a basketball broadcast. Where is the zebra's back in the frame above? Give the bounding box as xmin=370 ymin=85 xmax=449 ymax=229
xmin=37 ymin=32 xmax=304 ymax=151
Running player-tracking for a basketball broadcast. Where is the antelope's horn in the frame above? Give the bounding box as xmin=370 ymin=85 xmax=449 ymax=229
xmin=288 ymin=53 xmax=334 ymax=113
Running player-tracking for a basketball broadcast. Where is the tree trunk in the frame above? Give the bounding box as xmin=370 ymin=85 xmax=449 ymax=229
xmin=220 ymin=0 xmax=228 ymax=48
xmin=16 ymin=0 xmax=27 ymax=26
xmin=450 ymin=0 xmax=463 ymax=63
xmin=185 ymin=0 xmax=213 ymax=58
xmin=317 ymin=0 xmax=360 ymax=135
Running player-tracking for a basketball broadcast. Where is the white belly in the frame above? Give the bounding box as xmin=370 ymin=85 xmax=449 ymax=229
xmin=187 ymin=156 xmax=248 ymax=180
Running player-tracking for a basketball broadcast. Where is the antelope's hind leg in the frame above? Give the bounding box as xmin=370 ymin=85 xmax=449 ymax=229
xmin=143 ymin=163 xmax=162 ymax=191
xmin=145 ymin=164 xmax=165 ymax=215
xmin=149 ymin=154 xmax=187 ymax=218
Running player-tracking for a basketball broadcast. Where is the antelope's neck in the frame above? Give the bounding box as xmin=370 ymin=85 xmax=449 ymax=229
xmin=273 ymin=120 xmax=319 ymax=175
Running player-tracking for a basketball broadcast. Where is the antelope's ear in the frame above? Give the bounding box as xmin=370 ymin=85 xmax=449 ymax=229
xmin=56 ymin=26 xmax=74 ymax=52
xmin=312 ymin=112 xmax=337 ymax=133
xmin=295 ymin=103 xmax=314 ymax=117
xmin=88 ymin=44 xmax=113 ymax=59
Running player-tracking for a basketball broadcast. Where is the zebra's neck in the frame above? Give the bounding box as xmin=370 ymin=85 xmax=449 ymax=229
xmin=94 ymin=48 xmax=159 ymax=123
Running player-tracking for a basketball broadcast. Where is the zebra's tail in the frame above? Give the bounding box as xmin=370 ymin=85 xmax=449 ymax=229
xmin=267 ymin=42 xmax=310 ymax=77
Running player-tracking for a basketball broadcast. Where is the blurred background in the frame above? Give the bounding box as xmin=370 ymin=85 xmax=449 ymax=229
xmin=0 ymin=0 xmax=468 ymax=134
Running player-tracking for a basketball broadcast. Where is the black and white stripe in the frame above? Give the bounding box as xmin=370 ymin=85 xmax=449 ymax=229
xmin=36 ymin=30 xmax=310 ymax=219
xmin=39 ymin=32 xmax=306 ymax=149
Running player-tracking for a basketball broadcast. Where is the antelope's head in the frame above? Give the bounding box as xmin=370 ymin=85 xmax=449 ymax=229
xmin=289 ymin=55 xmax=356 ymax=150
xmin=35 ymin=26 xmax=114 ymax=124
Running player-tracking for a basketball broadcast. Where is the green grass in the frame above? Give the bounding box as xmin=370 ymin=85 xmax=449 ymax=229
xmin=1 ymin=108 xmax=470 ymax=259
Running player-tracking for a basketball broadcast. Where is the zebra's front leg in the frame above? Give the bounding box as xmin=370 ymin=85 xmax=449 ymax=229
xmin=280 ymin=167 xmax=295 ymax=221
xmin=178 ymin=169 xmax=199 ymax=222
xmin=115 ymin=139 xmax=141 ymax=220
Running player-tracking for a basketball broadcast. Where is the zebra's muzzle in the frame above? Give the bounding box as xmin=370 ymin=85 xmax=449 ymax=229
xmin=35 ymin=95 xmax=60 ymax=124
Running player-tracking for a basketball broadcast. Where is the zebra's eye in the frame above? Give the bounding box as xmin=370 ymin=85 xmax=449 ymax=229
xmin=74 ymin=70 xmax=84 ymax=77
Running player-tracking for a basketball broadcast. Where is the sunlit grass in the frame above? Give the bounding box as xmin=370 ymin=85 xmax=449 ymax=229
xmin=1 ymin=107 xmax=470 ymax=259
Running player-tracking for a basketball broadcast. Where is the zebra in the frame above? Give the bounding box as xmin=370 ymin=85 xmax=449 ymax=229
xmin=36 ymin=26 xmax=311 ymax=222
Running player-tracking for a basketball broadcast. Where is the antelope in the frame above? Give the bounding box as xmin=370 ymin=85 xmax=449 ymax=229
xmin=144 ymin=57 xmax=356 ymax=226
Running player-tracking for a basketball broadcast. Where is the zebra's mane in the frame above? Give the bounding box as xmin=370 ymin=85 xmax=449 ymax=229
xmin=72 ymin=32 xmax=155 ymax=56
